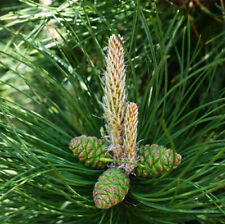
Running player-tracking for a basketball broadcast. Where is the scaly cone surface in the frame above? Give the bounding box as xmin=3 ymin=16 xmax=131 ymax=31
xmin=102 ymin=34 xmax=126 ymax=159
xmin=123 ymin=102 xmax=138 ymax=174
xmin=93 ymin=168 xmax=130 ymax=209
xmin=69 ymin=135 xmax=110 ymax=169
xmin=136 ymin=144 xmax=182 ymax=177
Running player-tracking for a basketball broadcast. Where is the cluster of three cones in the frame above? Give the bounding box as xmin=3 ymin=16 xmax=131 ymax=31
xmin=69 ymin=34 xmax=182 ymax=209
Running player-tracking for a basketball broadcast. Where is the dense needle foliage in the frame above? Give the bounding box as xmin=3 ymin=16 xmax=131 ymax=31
xmin=0 ymin=1 xmax=225 ymax=223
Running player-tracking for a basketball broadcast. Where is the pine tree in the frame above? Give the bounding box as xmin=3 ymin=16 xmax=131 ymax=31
xmin=0 ymin=1 xmax=224 ymax=223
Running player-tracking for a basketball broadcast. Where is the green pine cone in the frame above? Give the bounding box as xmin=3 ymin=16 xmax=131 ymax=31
xmin=93 ymin=168 xmax=130 ymax=209
xmin=69 ymin=135 xmax=110 ymax=169
xmin=136 ymin=144 xmax=182 ymax=177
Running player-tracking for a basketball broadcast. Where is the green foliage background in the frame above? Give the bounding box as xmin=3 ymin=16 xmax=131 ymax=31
xmin=0 ymin=0 xmax=225 ymax=223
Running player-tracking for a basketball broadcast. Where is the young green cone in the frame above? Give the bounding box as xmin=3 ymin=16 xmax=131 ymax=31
xmin=69 ymin=135 xmax=110 ymax=169
xmin=136 ymin=144 xmax=182 ymax=177
xmin=93 ymin=168 xmax=130 ymax=209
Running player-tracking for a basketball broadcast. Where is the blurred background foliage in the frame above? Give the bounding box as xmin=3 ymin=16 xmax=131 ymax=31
xmin=0 ymin=0 xmax=225 ymax=224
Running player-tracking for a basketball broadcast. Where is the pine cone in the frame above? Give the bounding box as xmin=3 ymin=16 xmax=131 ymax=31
xmin=93 ymin=168 xmax=130 ymax=209
xmin=136 ymin=144 xmax=182 ymax=177
xmin=69 ymin=135 xmax=110 ymax=169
